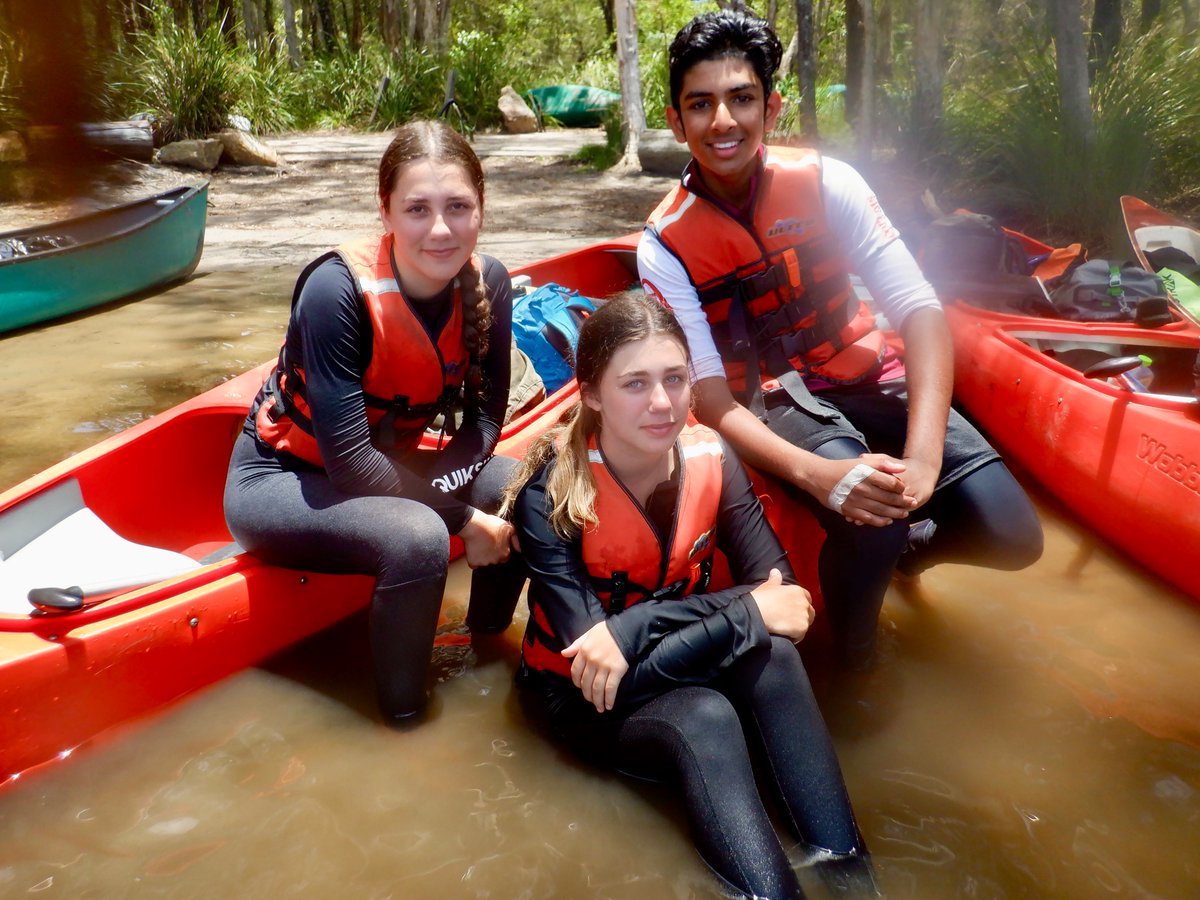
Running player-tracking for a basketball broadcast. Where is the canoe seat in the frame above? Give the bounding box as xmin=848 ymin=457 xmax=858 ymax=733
xmin=0 ymin=479 xmax=201 ymax=617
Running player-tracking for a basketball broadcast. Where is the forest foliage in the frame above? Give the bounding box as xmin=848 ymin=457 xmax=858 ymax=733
xmin=1 ymin=0 xmax=1198 ymax=245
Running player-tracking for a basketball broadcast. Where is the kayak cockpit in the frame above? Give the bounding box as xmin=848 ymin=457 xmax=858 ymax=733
xmin=1005 ymin=327 xmax=1200 ymax=404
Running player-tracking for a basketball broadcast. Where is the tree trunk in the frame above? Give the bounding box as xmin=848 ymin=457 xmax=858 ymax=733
xmin=1089 ymin=0 xmax=1122 ymax=72
xmin=348 ymin=0 xmax=362 ymax=52
xmin=119 ymin=0 xmax=141 ymax=48
xmin=1049 ymin=0 xmax=1093 ymax=147
xmin=766 ymin=0 xmax=779 ymax=29
xmin=874 ymin=0 xmax=891 ymax=83
xmin=614 ymin=0 xmax=645 ymax=171
xmin=190 ymin=0 xmax=206 ymax=34
xmin=412 ymin=0 xmax=451 ymax=53
xmin=844 ymin=0 xmax=864 ymax=122
xmin=242 ymin=0 xmax=261 ymax=48
xmin=379 ymin=0 xmax=402 ymax=51
xmin=216 ymin=0 xmax=238 ymax=42
xmin=794 ymin=0 xmax=819 ymax=137
xmin=911 ymin=0 xmax=943 ymax=163
xmin=315 ymin=0 xmax=338 ymax=52
xmin=1183 ymin=0 xmax=1198 ymax=32
xmin=92 ymin=0 xmax=115 ymax=55
xmin=599 ymin=0 xmax=613 ymax=39
xmin=1140 ymin=0 xmax=1162 ymax=32
xmin=282 ymin=0 xmax=302 ymax=67
xmin=262 ymin=0 xmax=275 ymax=35
xmin=855 ymin=0 xmax=874 ymax=161
xmin=167 ymin=0 xmax=189 ymax=29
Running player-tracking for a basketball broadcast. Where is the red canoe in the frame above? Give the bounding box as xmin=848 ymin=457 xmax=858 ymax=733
xmin=0 ymin=234 xmax=822 ymax=787
xmin=940 ymin=226 xmax=1200 ymax=601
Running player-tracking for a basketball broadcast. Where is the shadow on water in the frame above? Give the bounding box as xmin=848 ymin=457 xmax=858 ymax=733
xmin=2 ymin=270 xmax=1200 ymax=898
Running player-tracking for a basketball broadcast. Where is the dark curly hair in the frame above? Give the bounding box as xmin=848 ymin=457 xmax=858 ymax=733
xmin=668 ymin=9 xmax=783 ymax=112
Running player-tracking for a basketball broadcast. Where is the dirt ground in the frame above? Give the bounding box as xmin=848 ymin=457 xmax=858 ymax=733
xmin=2 ymin=129 xmax=680 ymax=272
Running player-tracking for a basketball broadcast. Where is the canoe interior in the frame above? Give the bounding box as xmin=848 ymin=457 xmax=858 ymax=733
xmin=0 ymin=185 xmax=205 ymax=263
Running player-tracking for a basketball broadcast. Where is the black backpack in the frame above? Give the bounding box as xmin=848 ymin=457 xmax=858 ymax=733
xmin=921 ymin=212 xmax=1030 ymax=282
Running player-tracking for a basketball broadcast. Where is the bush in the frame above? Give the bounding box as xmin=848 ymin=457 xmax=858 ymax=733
xmin=110 ymin=15 xmax=240 ymax=142
xmin=941 ymin=26 xmax=1200 ymax=250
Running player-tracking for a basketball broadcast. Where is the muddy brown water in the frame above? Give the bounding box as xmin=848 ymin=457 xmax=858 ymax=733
xmin=2 ymin=269 xmax=1199 ymax=899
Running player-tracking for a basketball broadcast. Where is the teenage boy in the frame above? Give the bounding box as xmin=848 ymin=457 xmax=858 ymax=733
xmin=638 ymin=10 xmax=1043 ymax=669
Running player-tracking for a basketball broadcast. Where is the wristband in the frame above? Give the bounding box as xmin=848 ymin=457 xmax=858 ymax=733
xmin=827 ymin=463 xmax=876 ymax=513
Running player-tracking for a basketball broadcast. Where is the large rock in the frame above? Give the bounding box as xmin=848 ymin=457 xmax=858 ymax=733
xmin=157 ymin=138 xmax=224 ymax=171
xmin=0 ymin=130 xmax=26 ymax=163
xmin=212 ymin=129 xmax=282 ymax=167
xmin=637 ymin=129 xmax=690 ymax=176
xmin=498 ymin=85 xmax=538 ymax=134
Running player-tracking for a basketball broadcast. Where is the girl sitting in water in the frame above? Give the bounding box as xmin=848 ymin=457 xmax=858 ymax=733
xmin=224 ymin=120 xmax=525 ymax=723
xmin=502 ymin=293 xmax=872 ymax=898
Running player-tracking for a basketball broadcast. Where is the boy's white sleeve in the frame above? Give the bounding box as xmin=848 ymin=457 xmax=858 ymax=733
xmin=637 ymin=232 xmax=728 ymax=382
xmin=822 ymin=157 xmax=942 ymax=330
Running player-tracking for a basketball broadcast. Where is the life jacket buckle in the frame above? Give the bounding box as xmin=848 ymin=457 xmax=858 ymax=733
xmin=608 ymin=571 xmax=629 ymax=614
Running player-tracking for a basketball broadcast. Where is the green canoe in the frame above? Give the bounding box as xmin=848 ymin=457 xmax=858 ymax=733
xmin=0 ymin=183 xmax=208 ymax=335
xmin=525 ymin=85 xmax=621 ymax=128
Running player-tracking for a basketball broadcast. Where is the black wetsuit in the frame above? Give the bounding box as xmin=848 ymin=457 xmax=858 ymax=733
xmin=224 ymin=253 xmax=525 ymax=719
xmin=513 ymin=439 xmax=865 ymax=899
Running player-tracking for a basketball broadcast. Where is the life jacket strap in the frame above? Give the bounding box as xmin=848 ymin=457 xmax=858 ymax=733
xmin=587 ymin=571 xmax=690 ymax=614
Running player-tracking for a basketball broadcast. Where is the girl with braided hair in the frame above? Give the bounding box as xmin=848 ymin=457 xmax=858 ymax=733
xmin=224 ymin=120 xmax=525 ymax=722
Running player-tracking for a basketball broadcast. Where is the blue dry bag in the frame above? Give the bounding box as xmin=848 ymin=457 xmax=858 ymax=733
xmin=511 ymin=283 xmax=597 ymax=392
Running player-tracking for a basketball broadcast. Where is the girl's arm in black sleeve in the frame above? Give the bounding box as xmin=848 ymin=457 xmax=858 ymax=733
xmin=515 ymin=457 xmax=773 ymax=709
xmin=513 ymin=468 xmax=610 ymax=657
xmin=603 ymin=439 xmax=791 ymax=658
xmin=424 ymin=255 xmax=513 ymax=488
xmin=294 ymin=257 xmax=472 ymax=530
xmin=516 ymin=447 xmax=780 ymax=666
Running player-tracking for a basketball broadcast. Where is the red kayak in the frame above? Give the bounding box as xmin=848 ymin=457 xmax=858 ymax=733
xmin=941 ymin=226 xmax=1200 ymax=600
xmin=1121 ymin=194 xmax=1200 ymax=327
xmin=0 ymin=234 xmax=823 ymax=786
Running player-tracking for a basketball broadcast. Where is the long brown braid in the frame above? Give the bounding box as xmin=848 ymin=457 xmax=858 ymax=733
xmin=499 ymin=293 xmax=691 ymax=537
xmin=378 ymin=120 xmax=492 ymax=406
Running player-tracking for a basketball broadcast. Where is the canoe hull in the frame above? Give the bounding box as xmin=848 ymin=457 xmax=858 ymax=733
xmin=0 ymin=184 xmax=208 ymax=334
xmin=945 ymin=302 xmax=1200 ymax=599
xmin=525 ymin=85 xmax=620 ymax=128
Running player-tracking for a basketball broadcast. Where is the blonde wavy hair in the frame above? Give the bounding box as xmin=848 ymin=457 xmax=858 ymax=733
xmin=500 ymin=292 xmax=690 ymax=538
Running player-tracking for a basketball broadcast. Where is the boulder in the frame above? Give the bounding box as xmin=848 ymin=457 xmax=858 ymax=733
xmin=637 ymin=129 xmax=690 ymax=176
xmin=498 ymin=85 xmax=538 ymax=134
xmin=157 ymin=138 xmax=224 ymax=171
xmin=212 ymin=129 xmax=282 ymax=167
xmin=0 ymin=130 xmax=26 ymax=163
xmin=226 ymin=114 xmax=253 ymax=133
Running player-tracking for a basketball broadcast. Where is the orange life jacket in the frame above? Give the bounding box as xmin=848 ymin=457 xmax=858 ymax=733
xmin=255 ymin=233 xmax=471 ymax=467
xmin=645 ymin=146 xmax=884 ymax=398
xmin=522 ymin=424 xmax=724 ymax=677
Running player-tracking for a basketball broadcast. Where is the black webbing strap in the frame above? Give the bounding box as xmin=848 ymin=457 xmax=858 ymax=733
xmin=589 ymin=572 xmax=690 ymax=615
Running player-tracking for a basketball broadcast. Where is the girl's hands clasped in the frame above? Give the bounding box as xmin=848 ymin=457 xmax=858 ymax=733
xmin=749 ymin=568 xmax=815 ymax=642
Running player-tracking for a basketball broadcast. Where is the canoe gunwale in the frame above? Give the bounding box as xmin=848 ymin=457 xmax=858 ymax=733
xmin=0 ymin=183 xmax=208 ymax=270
